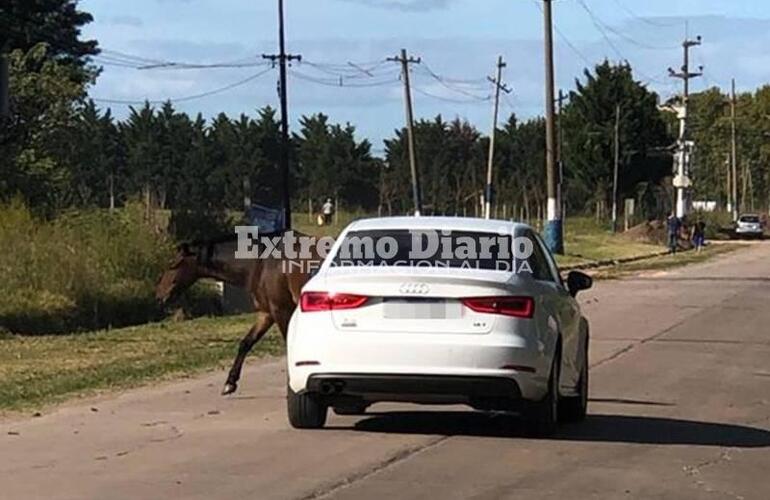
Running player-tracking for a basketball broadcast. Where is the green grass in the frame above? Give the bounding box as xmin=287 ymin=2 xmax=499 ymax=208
xmin=560 ymin=217 xmax=664 ymax=267
xmin=593 ymin=243 xmax=741 ymax=279
xmin=291 ymin=210 xmax=370 ymax=238
xmin=0 ymin=314 xmax=282 ymax=413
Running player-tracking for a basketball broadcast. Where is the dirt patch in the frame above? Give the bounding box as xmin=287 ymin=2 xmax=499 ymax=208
xmin=622 ymin=220 xmax=668 ymax=245
xmin=622 ymin=220 xmax=693 ymax=250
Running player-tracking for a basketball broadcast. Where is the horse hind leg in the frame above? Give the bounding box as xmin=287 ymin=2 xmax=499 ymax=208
xmin=222 ymin=313 xmax=274 ymax=395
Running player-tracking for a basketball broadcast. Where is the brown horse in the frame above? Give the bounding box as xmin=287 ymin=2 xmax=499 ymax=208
xmin=155 ymin=232 xmax=318 ymax=395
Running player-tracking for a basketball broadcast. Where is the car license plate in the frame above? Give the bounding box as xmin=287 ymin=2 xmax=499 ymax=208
xmin=383 ymin=299 xmax=461 ymax=319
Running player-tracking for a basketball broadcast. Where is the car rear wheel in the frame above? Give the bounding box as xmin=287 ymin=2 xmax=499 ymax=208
xmin=524 ymin=346 xmax=560 ymax=436
xmin=287 ymin=385 xmax=327 ymax=429
xmin=559 ymin=341 xmax=588 ymax=422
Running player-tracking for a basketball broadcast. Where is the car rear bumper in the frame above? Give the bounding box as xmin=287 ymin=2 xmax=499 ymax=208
xmin=286 ymin=311 xmax=556 ymax=403
xmin=735 ymin=228 xmax=763 ymax=236
xmin=305 ymin=373 xmax=529 ymax=410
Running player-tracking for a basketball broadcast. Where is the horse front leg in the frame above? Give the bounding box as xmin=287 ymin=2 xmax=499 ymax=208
xmin=222 ymin=313 xmax=274 ymax=395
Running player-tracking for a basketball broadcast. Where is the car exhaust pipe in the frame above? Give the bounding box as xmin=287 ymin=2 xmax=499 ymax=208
xmin=319 ymin=381 xmax=345 ymax=395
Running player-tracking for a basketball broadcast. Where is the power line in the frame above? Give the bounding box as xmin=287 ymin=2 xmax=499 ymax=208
xmin=92 ymin=57 xmax=144 ymax=69
xmin=289 ymin=69 xmax=401 ymax=87
xmin=419 ymin=63 xmax=492 ymax=100
xmin=99 ymin=49 xmax=166 ymax=65
xmin=98 ymin=48 xmax=269 ymax=71
xmin=577 ymin=0 xmax=678 ymax=51
xmin=610 ymin=0 xmax=684 ymax=29
xmin=529 ymin=0 xmax=592 ymax=67
xmin=575 ymin=0 xmax=670 ymax=85
xmin=412 ymin=85 xmax=491 ymax=104
xmin=91 ymin=67 xmax=274 ymax=105
xmin=300 ymin=59 xmax=392 ymax=78
xmin=138 ymin=61 xmax=268 ymax=70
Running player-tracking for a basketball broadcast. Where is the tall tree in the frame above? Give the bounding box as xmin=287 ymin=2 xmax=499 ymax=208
xmin=63 ymin=100 xmax=121 ymax=206
xmin=385 ymin=116 xmax=485 ymax=215
xmin=0 ymin=45 xmax=87 ymax=211
xmin=562 ymin=61 xmax=671 ymax=216
xmin=294 ymin=113 xmax=377 ymax=210
xmin=1 ymin=0 xmax=99 ymax=83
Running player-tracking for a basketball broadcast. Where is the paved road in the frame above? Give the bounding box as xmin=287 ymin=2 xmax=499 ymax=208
xmin=3 ymin=244 xmax=770 ymax=499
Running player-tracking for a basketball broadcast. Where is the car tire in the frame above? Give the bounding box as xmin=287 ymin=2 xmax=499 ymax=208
xmin=524 ymin=345 xmax=560 ymax=436
xmin=559 ymin=340 xmax=588 ymax=423
xmin=287 ymin=385 xmax=327 ymax=429
xmin=333 ymin=403 xmax=369 ymax=416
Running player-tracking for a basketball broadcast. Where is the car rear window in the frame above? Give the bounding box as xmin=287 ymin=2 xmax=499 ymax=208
xmin=739 ymin=215 xmax=760 ymax=223
xmin=331 ymin=229 xmax=515 ymax=271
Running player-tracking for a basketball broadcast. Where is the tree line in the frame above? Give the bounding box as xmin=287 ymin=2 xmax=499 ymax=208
xmin=3 ymin=1 xmax=770 ymax=236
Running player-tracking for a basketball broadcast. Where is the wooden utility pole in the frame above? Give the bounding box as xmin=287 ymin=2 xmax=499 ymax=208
xmin=263 ymin=0 xmax=301 ymax=230
xmin=484 ymin=56 xmax=511 ymax=220
xmin=0 ymin=44 xmax=9 ymax=120
xmin=668 ymin=36 xmax=702 ymax=218
xmin=725 ymin=153 xmax=732 ymax=214
xmin=730 ymin=78 xmax=739 ymax=221
xmin=388 ymin=49 xmax=422 ymax=216
xmin=542 ymin=0 xmax=562 ymax=253
xmin=741 ymin=160 xmax=750 ymax=211
xmin=612 ymin=104 xmax=621 ymax=233
xmin=556 ymin=89 xmax=568 ymax=228
xmin=109 ymin=173 xmax=115 ymax=212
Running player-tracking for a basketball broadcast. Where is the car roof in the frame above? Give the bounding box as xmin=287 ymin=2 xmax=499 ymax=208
xmin=345 ymin=216 xmax=531 ymax=234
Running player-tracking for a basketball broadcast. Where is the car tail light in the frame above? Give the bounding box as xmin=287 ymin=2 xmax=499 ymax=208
xmin=300 ymin=292 xmax=369 ymax=312
xmin=461 ymin=296 xmax=534 ymax=319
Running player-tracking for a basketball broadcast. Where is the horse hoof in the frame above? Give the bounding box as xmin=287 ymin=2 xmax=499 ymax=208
xmin=222 ymin=383 xmax=237 ymax=396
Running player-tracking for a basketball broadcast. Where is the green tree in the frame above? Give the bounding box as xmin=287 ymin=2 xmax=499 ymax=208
xmin=494 ymin=115 xmax=547 ymax=220
xmin=384 ymin=116 xmax=485 ymax=215
xmin=1 ymin=0 xmax=99 ymax=83
xmin=120 ymin=102 xmax=161 ymax=207
xmin=63 ymin=100 xmax=122 ymax=206
xmin=294 ymin=113 xmax=378 ymax=211
xmin=562 ymin=61 xmax=672 ymax=216
xmin=0 ymin=45 xmax=87 ymax=211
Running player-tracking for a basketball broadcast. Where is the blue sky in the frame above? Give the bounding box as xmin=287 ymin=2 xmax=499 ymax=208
xmin=82 ymin=0 xmax=770 ymax=150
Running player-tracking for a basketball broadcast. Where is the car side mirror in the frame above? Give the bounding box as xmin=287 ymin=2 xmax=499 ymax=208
xmin=567 ymin=271 xmax=593 ymax=297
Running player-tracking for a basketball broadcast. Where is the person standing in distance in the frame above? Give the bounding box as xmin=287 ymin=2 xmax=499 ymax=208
xmin=666 ymin=212 xmax=681 ymax=254
xmin=322 ymin=198 xmax=334 ymax=226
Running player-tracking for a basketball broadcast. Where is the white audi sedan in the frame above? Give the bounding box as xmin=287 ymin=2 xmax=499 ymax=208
xmin=286 ymin=217 xmax=592 ymax=435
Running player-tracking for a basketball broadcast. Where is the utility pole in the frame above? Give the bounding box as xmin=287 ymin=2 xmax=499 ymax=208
xmin=542 ymin=0 xmax=562 ymax=254
xmin=730 ymin=78 xmax=739 ymax=221
xmin=725 ymin=153 xmax=732 ymax=214
xmin=612 ymin=104 xmax=621 ymax=233
xmin=484 ymin=56 xmax=511 ymax=220
xmin=668 ymin=35 xmax=702 ymax=219
xmin=0 ymin=43 xmax=9 ymax=120
xmin=262 ymin=0 xmax=301 ymax=230
xmin=556 ymin=89 xmax=568 ymax=226
xmin=388 ymin=49 xmax=422 ymax=216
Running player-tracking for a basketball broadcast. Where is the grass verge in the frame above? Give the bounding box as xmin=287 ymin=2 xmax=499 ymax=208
xmin=560 ymin=218 xmax=664 ymax=267
xmin=0 ymin=314 xmax=281 ymax=413
xmin=592 ymin=243 xmax=742 ymax=279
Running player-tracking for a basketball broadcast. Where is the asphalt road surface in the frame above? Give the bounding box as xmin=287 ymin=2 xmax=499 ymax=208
xmin=3 ymin=244 xmax=770 ymax=499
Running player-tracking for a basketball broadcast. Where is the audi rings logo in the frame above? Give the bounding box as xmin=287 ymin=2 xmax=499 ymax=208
xmin=399 ymin=282 xmax=430 ymax=295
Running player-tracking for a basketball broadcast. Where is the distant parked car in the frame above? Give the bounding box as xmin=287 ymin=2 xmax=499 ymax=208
xmin=286 ymin=217 xmax=593 ymax=435
xmin=735 ymin=214 xmax=764 ymax=240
